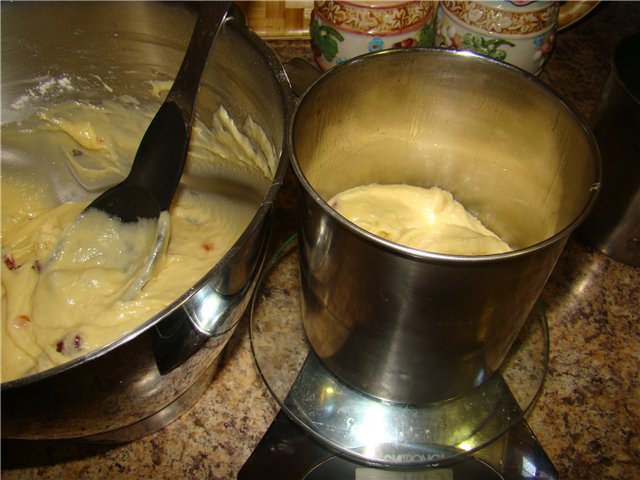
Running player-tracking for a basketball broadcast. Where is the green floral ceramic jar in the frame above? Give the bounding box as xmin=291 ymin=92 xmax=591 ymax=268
xmin=311 ymin=1 xmax=438 ymax=71
xmin=435 ymin=1 xmax=597 ymax=75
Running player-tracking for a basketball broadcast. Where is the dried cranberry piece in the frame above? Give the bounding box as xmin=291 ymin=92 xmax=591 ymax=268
xmin=55 ymin=333 xmax=86 ymax=355
xmin=3 ymin=254 xmax=19 ymax=271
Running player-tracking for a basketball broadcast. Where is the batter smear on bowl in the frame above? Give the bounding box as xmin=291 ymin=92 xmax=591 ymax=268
xmin=1 ymin=97 xmax=276 ymax=382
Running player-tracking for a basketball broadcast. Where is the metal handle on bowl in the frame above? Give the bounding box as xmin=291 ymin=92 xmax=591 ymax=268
xmin=152 ymin=213 xmax=273 ymax=375
xmin=284 ymin=58 xmax=322 ymax=97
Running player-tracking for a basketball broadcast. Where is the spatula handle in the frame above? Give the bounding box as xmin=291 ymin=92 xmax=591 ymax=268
xmin=126 ymin=2 xmax=231 ymax=211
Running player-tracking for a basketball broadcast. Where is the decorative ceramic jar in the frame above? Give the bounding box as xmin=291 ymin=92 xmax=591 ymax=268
xmin=435 ymin=1 xmax=596 ymax=75
xmin=311 ymin=1 xmax=439 ymax=71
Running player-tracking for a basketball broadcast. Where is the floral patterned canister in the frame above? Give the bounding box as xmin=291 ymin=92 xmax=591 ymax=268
xmin=311 ymin=1 xmax=438 ymax=71
xmin=436 ymin=1 xmax=560 ymax=75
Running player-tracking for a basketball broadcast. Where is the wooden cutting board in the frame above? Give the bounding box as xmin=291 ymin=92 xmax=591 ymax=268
xmin=237 ymin=1 xmax=313 ymax=39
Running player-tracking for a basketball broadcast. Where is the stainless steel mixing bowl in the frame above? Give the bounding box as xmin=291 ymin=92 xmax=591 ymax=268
xmin=290 ymin=48 xmax=600 ymax=404
xmin=1 ymin=1 xmax=292 ymax=440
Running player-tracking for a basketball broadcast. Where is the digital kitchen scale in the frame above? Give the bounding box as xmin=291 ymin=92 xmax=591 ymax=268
xmin=239 ymin=237 xmax=558 ymax=479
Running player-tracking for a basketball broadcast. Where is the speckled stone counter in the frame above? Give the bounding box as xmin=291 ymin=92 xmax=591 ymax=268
xmin=2 ymin=2 xmax=639 ymax=479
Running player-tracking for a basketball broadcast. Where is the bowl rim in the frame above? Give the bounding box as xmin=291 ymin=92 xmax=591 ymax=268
xmin=288 ymin=47 xmax=601 ymax=265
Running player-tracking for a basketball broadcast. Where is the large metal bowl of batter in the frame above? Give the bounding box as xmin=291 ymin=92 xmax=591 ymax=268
xmin=1 ymin=2 xmax=292 ymax=440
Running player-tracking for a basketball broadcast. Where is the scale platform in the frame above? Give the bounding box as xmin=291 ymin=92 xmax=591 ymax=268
xmin=240 ymin=237 xmax=558 ymax=479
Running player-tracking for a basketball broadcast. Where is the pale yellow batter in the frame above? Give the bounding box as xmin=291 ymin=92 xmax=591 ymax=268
xmin=329 ymin=184 xmax=511 ymax=255
xmin=1 ymin=96 xmax=275 ymax=382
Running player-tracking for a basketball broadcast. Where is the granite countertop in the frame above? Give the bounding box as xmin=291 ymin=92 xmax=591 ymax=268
xmin=2 ymin=2 xmax=639 ymax=479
